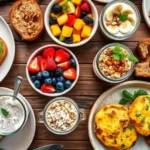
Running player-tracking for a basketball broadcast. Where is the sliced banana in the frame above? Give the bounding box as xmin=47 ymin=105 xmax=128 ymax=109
xmin=105 ymin=25 xmax=119 ymax=34
xmin=113 ymin=4 xmax=123 ymax=15
xmin=121 ymin=9 xmax=133 ymax=15
xmin=127 ymin=14 xmax=136 ymax=26
xmin=105 ymin=9 xmax=113 ymax=21
xmin=119 ymin=20 xmax=132 ymax=34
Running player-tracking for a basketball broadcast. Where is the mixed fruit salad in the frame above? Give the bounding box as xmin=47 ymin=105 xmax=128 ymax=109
xmin=49 ymin=0 xmax=94 ymax=44
xmin=27 ymin=47 xmax=77 ymax=93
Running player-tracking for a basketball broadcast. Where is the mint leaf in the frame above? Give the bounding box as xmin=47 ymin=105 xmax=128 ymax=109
xmin=1 ymin=108 xmax=9 ymax=117
xmin=134 ymin=89 xmax=148 ymax=98
xmin=113 ymin=54 xmax=120 ymax=61
xmin=113 ymin=43 xmax=121 ymax=54
xmin=141 ymin=118 xmax=146 ymax=123
xmin=118 ymin=13 xmax=128 ymax=21
xmin=128 ymin=56 xmax=139 ymax=63
xmin=136 ymin=113 xmax=141 ymax=117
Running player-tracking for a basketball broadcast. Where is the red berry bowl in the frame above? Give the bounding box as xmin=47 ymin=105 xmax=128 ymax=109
xmin=26 ymin=44 xmax=79 ymax=97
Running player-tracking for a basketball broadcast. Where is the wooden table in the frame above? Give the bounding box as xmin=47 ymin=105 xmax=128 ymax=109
xmin=0 ymin=0 xmax=149 ymax=149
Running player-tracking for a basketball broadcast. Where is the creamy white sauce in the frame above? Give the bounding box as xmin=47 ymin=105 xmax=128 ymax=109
xmin=0 ymin=96 xmax=25 ymax=134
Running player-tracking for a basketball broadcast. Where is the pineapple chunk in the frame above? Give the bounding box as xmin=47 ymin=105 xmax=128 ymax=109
xmin=74 ymin=19 xmax=85 ymax=31
xmin=50 ymin=12 xmax=61 ymax=18
xmin=73 ymin=34 xmax=81 ymax=43
xmin=71 ymin=0 xmax=82 ymax=5
xmin=57 ymin=14 xmax=68 ymax=26
xmin=81 ymin=25 xmax=92 ymax=38
xmin=59 ymin=0 xmax=68 ymax=6
xmin=73 ymin=28 xmax=81 ymax=35
xmin=62 ymin=25 xmax=73 ymax=37
xmin=50 ymin=24 xmax=61 ymax=37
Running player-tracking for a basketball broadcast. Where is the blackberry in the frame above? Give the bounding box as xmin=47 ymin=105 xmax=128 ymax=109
xmin=70 ymin=58 xmax=76 ymax=67
xmin=80 ymin=11 xmax=88 ymax=19
xmin=83 ymin=16 xmax=94 ymax=25
xmin=64 ymin=37 xmax=73 ymax=44
xmin=55 ymin=68 xmax=63 ymax=77
xmin=52 ymin=4 xmax=62 ymax=14
xmin=49 ymin=17 xmax=57 ymax=26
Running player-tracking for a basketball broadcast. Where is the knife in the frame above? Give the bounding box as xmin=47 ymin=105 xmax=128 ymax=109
xmin=33 ymin=144 xmax=63 ymax=150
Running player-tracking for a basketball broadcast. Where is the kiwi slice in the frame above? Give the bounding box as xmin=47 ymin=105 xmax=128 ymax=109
xmin=62 ymin=1 xmax=75 ymax=14
xmin=59 ymin=34 xmax=66 ymax=42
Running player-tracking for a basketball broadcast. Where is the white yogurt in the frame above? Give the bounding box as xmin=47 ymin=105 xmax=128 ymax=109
xmin=0 ymin=96 xmax=25 ymax=134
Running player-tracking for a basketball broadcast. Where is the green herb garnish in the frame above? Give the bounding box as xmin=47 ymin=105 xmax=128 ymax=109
xmin=114 ymin=139 xmax=117 ymax=144
xmin=121 ymin=144 xmax=126 ymax=148
xmin=128 ymin=124 xmax=133 ymax=130
xmin=141 ymin=118 xmax=146 ymax=123
xmin=126 ymin=135 xmax=129 ymax=138
xmin=146 ymin=105 xmax=149 ymax=111
xmin=136 ymin=113 xmax=141 ymax=117
xmin=1 ymin=108 xmax=9 ymax=117
xmin=123 ymin=128 xmax=126 ymax=132
xmin=148 ymin=124 xmax=150 ymax=129
xmin=118 ymin=13 xmax=128 ymax=21
xmin=0 ymin=40 xmax=3 ymax=59
xmin=128 ymin=56 xmax=139 ymax=63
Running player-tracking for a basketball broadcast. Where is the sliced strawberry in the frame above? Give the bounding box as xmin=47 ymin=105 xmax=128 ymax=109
xmin=57 ymin=61 xmax=70 ymax=71
xmin=55 ymin=49 xmax=70 ymax=63
xmin=38 ymin=56 xmax=47 ymax=72
xmin=63 ymin=68 xmax=76 ymax=80
xmin=28 ymin=57 xmax=40 ymax=73
xmin=43 ymin=47 xmax=56 ymax=59
xmin=81 ymin=2 xmax=91 ymax=12
xmin=41 ymin=84 xmax=55 ymax=93
xmin=46 ymin=57 xmax=57 ymax=71
xmin=74 ymin=6 xmax=81 ymax=17
xmin=67 ymin=15 xmax=77 ymax=27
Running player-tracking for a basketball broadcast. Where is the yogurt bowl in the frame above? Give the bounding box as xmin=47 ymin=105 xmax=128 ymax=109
xmin=99 ymin=0 xmax=141 ymax=40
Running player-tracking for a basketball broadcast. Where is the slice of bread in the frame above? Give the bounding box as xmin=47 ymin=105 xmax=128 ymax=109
xmin=9 ymin=0 xmax=44 ymax=41
xmin=0 ymin=37 xmax=8 ymax=66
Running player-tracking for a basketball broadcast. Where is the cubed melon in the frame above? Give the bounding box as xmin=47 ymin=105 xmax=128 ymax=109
xmin=50 ymin=24 xmax=61 ymax=37
xmin=62 ymin=25 xmax=73 ymax=37
xmin=57 ymin=14 xmax=68 ymax=26
xmin=81 ymin=25 xmax=92 ymax=38
xmin=73 ymin=34 xmax=81 ymax=43
xmin=71 ymin=0 xmax=82 ymax=5
xmin=74 ymin=19 xmax=85 ymax=31
xmin=73 ymin=28 xmax=81 ymax=35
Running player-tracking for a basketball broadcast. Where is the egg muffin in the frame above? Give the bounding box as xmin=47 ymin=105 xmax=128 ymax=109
xmin=95 ymin=104 xmax=137 ymax=150
xmin=129 ymin=95 xmax=150 ymax=136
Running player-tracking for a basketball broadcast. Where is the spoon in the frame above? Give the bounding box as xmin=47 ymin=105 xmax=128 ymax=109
xmin=33 ymin=144 xmax=63 ymax=150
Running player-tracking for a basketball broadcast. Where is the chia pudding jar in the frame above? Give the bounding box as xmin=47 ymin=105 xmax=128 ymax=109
xmin=93 ymin=43 xmax=135 ymax=83
xmin=0 ymin=94 xmax=29 ymax=136
xmin=38 ymin=97 xmax=86 ymax=135
xmin=99 ymin=0 xmax=141 ymax=40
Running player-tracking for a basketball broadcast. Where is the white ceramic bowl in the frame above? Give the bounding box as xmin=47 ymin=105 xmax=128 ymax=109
xmin=26 ymin=44 xmax=80 ymax=97
xmin=44 ymin=0 xmax=98 ymax=47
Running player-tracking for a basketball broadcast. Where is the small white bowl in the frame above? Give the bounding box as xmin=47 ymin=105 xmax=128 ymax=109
xmin=26 ymin=44 xmax=80 ymax=97
xmin=44 ymin=0 xmax=98 ymax=47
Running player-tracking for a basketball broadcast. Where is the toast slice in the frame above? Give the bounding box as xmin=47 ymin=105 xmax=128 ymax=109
xmin=9 ymin=0 xmax=44 ymax=41
xmin=0 ymin=37 xmax=8 ymax=66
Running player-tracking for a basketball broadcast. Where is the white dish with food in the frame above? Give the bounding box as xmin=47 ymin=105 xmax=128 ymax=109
xmin=94 ymin=0 xmax=113 ymax=3
xmin=0 ymin=16 xmax=15 ymax=82
xmin=88 ymin=81 xmax=150 ymax=150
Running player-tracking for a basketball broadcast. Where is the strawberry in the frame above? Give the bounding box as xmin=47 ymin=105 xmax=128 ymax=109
xmin=74 ymin=6 xmax=81 ymax=17
xmin=43 ymin=47 xmax=56 ymax=59
xmin=55 ymin=49 xmax=70 ymax=63
xmin=57 ymin=61 xmax=70 ymax=71
xmin=28 ymin=57 xmax=40 ymax=73
xmin=81 ymin=2 xmax=91 ymax=12
xmin=38 ymin=56 xmax=47 ymax=72
xmin=63 ymin=68 xmax=76 ymax=80
xmin=46 ymin=57 xmax=57 ymax=71
xmin=41 ymin=84 xmax=55 ymax=93
xmin=67 ymin=15 xmax=77 ymax=27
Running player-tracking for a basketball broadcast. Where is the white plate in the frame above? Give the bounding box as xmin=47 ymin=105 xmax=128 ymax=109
xmin=88 ymin=81 xmax=150 ymax=150
xmin=0 ymin=17 xmax=15 ymax=82
xmin=94 ymin=0 xmax=113 ymax=3
xmin=142 ymin=0 xmax=150 ymax=28
xmin=0 ymin=87 xmax=36 ymax=150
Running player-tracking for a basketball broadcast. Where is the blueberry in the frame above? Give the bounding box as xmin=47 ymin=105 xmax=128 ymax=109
xmin=45 ymin=78 xmax=52 ymax=85
xmin=31 ymin=76 xmax=36 ymax=82
xmin=49 ymin=71 xmax=55 ymax=77
xmin=56 ymin=88 xmax=64 ymax=93
xmin=34 ymin=80 xmax=41 ymax=88
xmin=65 ymin=80 xmax=72 ymax=89
xmin=70 ymin=58 xmax=76 ymax=67
xmin=55 ymin=68 xmax=63 ymax=77
xmin=52 ymin=77 xmax=57 ymax=86
xmin=56 ymin=82 xmax=64 ymax=90
xmin=56 ymin=76 xmax=65 ymax=83
xmin=52 ymin=4 xmax=62 ymax=14
xmin=42 ymin=71 xmax=50 ymax=79
xmin=49 ymin=17 xmax=57 ymax=26
xmin=36 ymin=72 xmax=43 ymax=80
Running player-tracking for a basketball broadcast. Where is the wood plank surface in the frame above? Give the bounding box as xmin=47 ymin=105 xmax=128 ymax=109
xmin=0 ymin=0 xmax=149 ymax=149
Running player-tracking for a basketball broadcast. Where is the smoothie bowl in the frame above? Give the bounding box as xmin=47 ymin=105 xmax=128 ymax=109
xmin=99 ymin=0 xmax=141 ymax=40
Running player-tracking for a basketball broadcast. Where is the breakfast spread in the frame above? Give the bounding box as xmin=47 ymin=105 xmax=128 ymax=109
xmin=0 ymin=37 xmax=7 ymax=66
xmin=49 ymin=0 xmax=94 ymax=44
xmin=27 ymin=47 xmax=77 ymax=93
xmin=9 ymin=0 xmax=44 ymax=41
xmin=45 ymin=100 xmax=78 ymax=132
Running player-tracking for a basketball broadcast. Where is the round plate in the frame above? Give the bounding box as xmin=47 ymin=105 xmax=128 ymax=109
xmin=0 ymin=87 xmax=36 ymax=150
xmin=94 ymin=0 xmax=113 ymax=3
xmin=142 ymin=0 xmax=150 ymax=28
xmin=88 ymin=81 xmax=150 ymax=150
xmin=0 ymin=17 xmax=15 ymax=82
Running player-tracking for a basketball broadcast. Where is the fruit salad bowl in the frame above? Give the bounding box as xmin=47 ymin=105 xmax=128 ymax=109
xmin=26 ymin=44 xmax=79 ymax=97
xmin=44 ymin=0 xmax=98 ymax=47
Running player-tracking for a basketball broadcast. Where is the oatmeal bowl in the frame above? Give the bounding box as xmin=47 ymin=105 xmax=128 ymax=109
xmin=93 ymin=43 xmax=139 ymax=83
xmin=37 ymin=97 xmax=86 ymax=135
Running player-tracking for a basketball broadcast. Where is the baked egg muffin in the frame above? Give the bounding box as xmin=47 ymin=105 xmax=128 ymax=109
xmin=129 ymin=95 xmax=150 ymax=136
xmin=95 ymin=104 xmax=137 ymax=150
